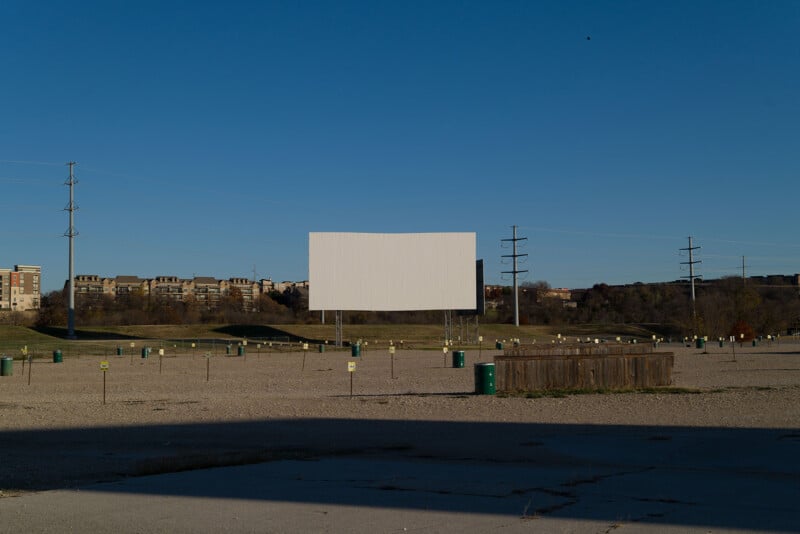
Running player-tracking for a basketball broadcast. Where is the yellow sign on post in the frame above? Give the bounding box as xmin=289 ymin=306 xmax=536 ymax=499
xmin=100 ymin=360 xmax=110 ymax=404
xmin=347 ymin=360 xmax=356 ymax=396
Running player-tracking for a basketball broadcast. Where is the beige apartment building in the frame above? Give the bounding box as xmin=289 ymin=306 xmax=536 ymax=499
xmin=0 ymin=265 xmax=41 ymax=311
xmin=69 ymin=275 xmax=308 ymax=312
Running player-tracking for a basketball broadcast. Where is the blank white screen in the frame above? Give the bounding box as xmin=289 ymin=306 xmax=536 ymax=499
xmin=309 ymin=232 xmax=476 ymax=311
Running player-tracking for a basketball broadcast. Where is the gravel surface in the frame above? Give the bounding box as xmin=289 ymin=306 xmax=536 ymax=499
xmin=1 ymin=341 xmax=799 ymax=493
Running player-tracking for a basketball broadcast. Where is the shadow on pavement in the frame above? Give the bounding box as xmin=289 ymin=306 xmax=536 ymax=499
xmin=3 ymin=418 xmax=799 ymax=531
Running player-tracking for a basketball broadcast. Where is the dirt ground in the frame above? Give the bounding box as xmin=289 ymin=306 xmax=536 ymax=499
xmin=1 ymin=340 xmax=799 ymax=494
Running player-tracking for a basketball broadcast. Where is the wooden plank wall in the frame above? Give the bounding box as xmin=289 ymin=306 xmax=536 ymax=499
xmin=496 ymin=344 xmax=674 ymax=392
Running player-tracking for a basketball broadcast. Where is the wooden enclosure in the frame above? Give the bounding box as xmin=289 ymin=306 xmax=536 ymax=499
xmin=495 ymin=343 xmax=674 ymax=392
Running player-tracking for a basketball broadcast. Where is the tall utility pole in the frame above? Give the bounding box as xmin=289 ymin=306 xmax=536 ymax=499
xmin=501 ymin=225 xmax=528 ymax=327
xmin=65 ymin=162 xmax=78 ymax=339
xmin=680 ymin=236 xmax=701 ymax=333
xmin=742 ymin=256 xmax=746 ymax=284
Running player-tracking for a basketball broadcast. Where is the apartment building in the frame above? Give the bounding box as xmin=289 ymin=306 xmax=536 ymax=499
xmin=0 ymin=265 xmax=41 ymax=311
xmin=69 ymin=275 xmax=308 ymax=312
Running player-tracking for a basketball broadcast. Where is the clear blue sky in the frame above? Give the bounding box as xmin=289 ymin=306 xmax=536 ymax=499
xmin=2 ymin=1 xmax=798 ymax=293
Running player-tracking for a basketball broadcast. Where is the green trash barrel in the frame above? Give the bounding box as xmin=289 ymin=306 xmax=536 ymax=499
xmin=237 ymin=345 xmax=245 ymax=356
xmin=318 ymin=344 xmax=325 ymax=353
xmin=474 ymin=363 xmax=495 ymax=395
xmin=1 ymin=357 xmax=13 ymax=376
xmin=719 ymin=340 xmax=724 ymax=348
xmin=116 ymin=346 xmax=123 ymax=356
xmin=351 ymin=344 xmax=361 ymax=357
xmin=53 ymin=350 xmax=63 ymax=363
xmin=495 ymin=342 xmax=503 ymax=350
xmin=695 ymin=338 xmax=705 ymax=349
xmin=141 ymin=347 xmax=149 ymax=359
xmin=452 ymin=350 xmax=465 ymax=368
xmin=752 ymin=339 xmax=757 ymax=347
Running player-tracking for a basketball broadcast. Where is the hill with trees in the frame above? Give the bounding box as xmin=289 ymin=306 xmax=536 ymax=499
xmin=30 ymin=275 xmax=800 ymax=340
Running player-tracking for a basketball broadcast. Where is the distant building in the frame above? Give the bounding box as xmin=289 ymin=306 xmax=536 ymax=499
xmin=67 ymin=275 xmax=308 ymax=312
xmin=0 ymin=265 xmax=41 ymax=311
xmin=542 ymin=288 xmax=572 ymax=301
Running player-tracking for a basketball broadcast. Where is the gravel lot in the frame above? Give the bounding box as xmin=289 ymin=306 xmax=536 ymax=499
xmin=1 ymin=340 xmax=799 ymax=493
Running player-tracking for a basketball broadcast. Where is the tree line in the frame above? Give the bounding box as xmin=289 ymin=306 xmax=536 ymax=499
xmin=31 ymin=276 xmax=800 ymax=339
xmin=35 ymin=287 xmax=314 ymax=327
xmin=492 ymin=277 xmax=800 ymax=339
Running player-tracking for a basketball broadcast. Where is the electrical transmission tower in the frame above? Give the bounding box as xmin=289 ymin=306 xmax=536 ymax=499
xmin=680 ymin=236 xmax=701 ymax=334
xmin=501 ymin=225 xmax=528 ymax=327
xmin=64 ymin=162 xmax=78 ymax=339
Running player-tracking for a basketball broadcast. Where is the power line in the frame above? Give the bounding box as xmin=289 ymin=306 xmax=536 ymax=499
xmin=0 ymin=159 xmax=63 ymax=166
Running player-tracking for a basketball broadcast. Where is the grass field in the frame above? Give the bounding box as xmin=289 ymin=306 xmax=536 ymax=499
xmin=0 ymin=322 xmax=660 ymax=360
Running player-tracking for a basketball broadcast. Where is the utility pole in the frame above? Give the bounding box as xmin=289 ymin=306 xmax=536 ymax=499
xmin=64 ymin=162 xmax=78 ymax=339
xmin=742 ymin=256 xmax=746 ymax=284
xmin=680 ymin=236 xmax=701 ymax=334
xmin=501 ymin=225 xmax=528 ymax=327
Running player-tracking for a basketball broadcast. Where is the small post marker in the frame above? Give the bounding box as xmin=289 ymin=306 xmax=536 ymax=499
xmin=348 ymin=360 xmax=356 ymax=397
xmin=442 ymin=346 xmax=447 ymax=368
xmin=478 ymin=335 xmax=483 ymax=362
xmin=21 ymin=346 xmax=27 ymax=377
xmin=159 ymin=348 xmax=165 ymax=374
xmin=27 ymin=353 xmax=33 ymax=385
xmin=389 ymin=345 xmax=396 ymax=379
xmin=205 ymin=352 xmax=211 ymax=382
xmin=130 ymin=342 xmax=135 ymax=365
xmin=257 ymin=344 xmax=261 ymax=359
xmin=302 ymin=343 xmax=309 ymax=372
xmin=100 ymin=360 xmax=109 ymax=405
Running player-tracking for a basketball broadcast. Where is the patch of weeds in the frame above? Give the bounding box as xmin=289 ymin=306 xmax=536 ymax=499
xmin=634 ymin=387 xmax=703 ymax=394
xmin=511 ymin=387 xmax=705 ymax=399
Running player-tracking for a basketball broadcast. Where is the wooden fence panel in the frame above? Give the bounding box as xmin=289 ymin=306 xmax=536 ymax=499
xmin=495 ymin=344 xmax=673 ymax=392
